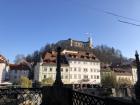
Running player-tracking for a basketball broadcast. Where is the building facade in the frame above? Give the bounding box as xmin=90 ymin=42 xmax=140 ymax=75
xmin=34 ymin=50 xmax=101 ymax=85
xmin=131 ymin=66 xmax=137 ymax=84
xmin=101 ymin=63 xmax=137 ymax=86
xmin=0 ymin=55 xmax=9 ymax=84
xmin=9 ymin=63 xmax=30 ymax=83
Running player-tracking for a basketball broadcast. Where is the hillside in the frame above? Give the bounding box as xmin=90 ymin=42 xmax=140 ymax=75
xmin=21 ymin=43 xmax=128 ymax=65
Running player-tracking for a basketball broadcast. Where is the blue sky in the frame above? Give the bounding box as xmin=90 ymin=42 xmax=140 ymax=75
xmin=0 ymin=0 xmax=140 ymax=62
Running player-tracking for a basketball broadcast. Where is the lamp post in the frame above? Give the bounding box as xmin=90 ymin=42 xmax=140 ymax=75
xmin=53 ymin=47 xmax=63 ymax=86
xmin=135 ymin=51 xmax=140 ymax=100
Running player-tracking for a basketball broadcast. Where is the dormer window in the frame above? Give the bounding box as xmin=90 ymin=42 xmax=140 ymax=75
xmin=81 ymin=55 xmax=84 ymax=58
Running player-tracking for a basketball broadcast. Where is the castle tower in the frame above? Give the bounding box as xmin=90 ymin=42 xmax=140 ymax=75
xmin=88 ymin=37 xmax=93 ymax=48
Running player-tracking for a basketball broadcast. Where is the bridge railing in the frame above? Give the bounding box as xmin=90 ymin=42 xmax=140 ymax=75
xmin=0 ymin=88 xmax=42 ymax=105
xmin=72 ymin=90 xmax=105 ymax=105
xmin=0 ymin=87 xmax=140 ymax=105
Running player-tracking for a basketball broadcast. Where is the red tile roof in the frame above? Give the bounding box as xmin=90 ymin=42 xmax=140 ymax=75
xmin=43 ymin=51 xmax=68 ymax=65
xmin=9 ymin=63 xmax=30 ymax=70
xmin=65 ymin=51 xmax=99 ymax=62
xmin=0 ymin=55 xmax=7 ymax=63
xmin=43 ymin=50 xmax=99 ymax=65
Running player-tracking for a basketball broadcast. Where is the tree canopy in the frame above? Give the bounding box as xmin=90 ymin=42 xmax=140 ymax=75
xmin=94 ymin=45 xmax=128 ymax=64
xmin=19 ymin=76 xmax=32 ymax=88
xmin=101 ymin=72 xmax=117 ymax=88
xmin=42 ymin=77 xmax=54 ymax=86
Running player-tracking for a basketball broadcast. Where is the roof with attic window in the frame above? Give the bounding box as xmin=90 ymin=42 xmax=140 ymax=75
xmin=9 ymin=63 xmax=30 ymax=70
xmin=65 ymin=51 xmax=99 ymax=62
xmin=42 ymin=51 xmax=69 ymax=65
xmin=42 ymin=50 xmax=99 ymax=66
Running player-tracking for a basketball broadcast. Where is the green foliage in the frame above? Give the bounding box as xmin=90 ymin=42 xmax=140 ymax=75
xmin=24 ymin=42 xmax=128 ymax=65
xmin=94 ymin=45 xmax=128 ymax=64
xmin=42 ymin=77 xmax=54 ymax=86
xmin=117 ymin=78 xmax=132 ymax=87
xmin=101 ymin=72 xmax=117 ymax=88
xmin=19 ymin=76 xmax=32 ymax=88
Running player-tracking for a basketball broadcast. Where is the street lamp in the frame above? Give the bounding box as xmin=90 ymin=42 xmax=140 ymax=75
xmin=135 ymin=51 xmax=140 ymax=100
xmin=53 ymin=47 xmax=63 ymax=86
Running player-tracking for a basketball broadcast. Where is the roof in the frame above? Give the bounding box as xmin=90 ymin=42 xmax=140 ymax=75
xmin=0 ymin=55 xmax=7 ymax=63
xmin=9 ymin=63 xmax=30 ymax=70
xmin=115 ymin=72 xmax=132 ymax=76
xmin=43 ymin=51 xmax=69 ymax=65
xmin=65 ymin=51 xmax=99 ymax=62
xmin=113 ymin=68 xmax=132 ymax=76
xmin=43 ymin=50 xmax=99 ymax=65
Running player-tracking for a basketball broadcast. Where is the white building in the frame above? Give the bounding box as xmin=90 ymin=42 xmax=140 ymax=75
xmin=0 ymin=55 xmax=9 ymax=84
xmin=34 ymin=50 xmax=101 ymax=85
xmin=131 ymin=66 xmax=137 ymax=85
xmin=9 ymin=63 xmax=30 ymax=83
xmin=34 ymin=51 xmax=70 ymax=84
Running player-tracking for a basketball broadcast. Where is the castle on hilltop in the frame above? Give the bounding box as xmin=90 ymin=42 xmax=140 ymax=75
xmin=57 ymin=37 xmax=93 ymax=49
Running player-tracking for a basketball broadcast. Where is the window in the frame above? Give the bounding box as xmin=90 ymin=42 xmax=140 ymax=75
xmin=74 ymin=68 xmax=76 ymax=71
xmin=83 ymin=75 xmax=88 ymax=79
xmin=84 ymin=68 xmax=87 ymax=72
xmin=90 ymin=69 xmax=93 ymax=72
xmin=66 ymin=69 xmax=68 ymax=72
xmin=61 ymin=68 xmax=63 ymax=72
xmin=78 ymin=68 xmax=81 ymax=72
xmin=78 ymin=74 xmax=81 ymax=79
xmin=94 ymin=75 xmax=96 ymax=79
xmin=50 ymin=68 xmax=52 ymax=72
xmin=91 ymin=75 xmax=93 ymax=79
xmin=97 ymin=75 xmax=99 ymax=79
xmin=70 ymin=74 xmax=72 ymax=79
xmin=94 ymin=69 xmax=96 ymax=72
xmin=65 ymin=75 xmax=68 ymax=79
xmin=74 ymin=74 xmax=77 ymax=79
xmin=44 ymin=67 xmax=47 ymax=71
xmin=44 ymin=75 xmax=46 ymax=79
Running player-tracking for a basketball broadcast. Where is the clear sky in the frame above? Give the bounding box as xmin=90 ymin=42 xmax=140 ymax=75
xmin=0 ymin=0 xmax=140 ymax=62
